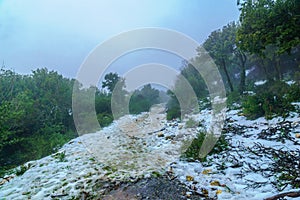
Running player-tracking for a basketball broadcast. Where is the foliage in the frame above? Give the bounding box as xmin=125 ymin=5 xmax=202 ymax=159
xmin=202 ymin=22 xmax=242 ymax=92
xmin=52 ymin=151 xmax=67 ymax=162
xmin=242 ymin=81 xmax=295 ymax=119
xmin=181 ymin=132 xmax=228 ymax=162
xmin=97 ymin=113 xmax=113 ymax=127
xmin=129 ymin=84 xmax=160 ymax=114
xmin=227 ymin=90 xmax=243 ymax=108
xmin=0 ymin=68 xmax=120 ymax=173
xmin=15 ymin=164 xmax=29 ymax=176
xmin=102 ymin=72 xmax=121 ymax=93
xmin=287 ymin=83 xmax=300 ymax=102
xmin=166 ymin=90 xmax=181 ymax=120
xmin=242 ymin=95 xmax=264 ymax=119
xmin=237 ymin=0 xmax=300 ymax=55
xmin=166 ymin=62 xmax=209 ymax=120
xmin=180 ymin=63 xmax=209 ymax=99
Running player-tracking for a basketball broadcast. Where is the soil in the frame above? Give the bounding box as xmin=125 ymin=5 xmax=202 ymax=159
xmin=102 ymin=175 xmax=205 ymax=200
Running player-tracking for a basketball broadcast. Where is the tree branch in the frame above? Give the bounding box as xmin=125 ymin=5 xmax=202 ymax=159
xmin=265 ymin=190 xmax=300 ymax=200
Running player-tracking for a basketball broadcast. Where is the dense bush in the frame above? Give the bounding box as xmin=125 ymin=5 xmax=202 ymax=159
xmin=242 ymin=81 xmax=296 ymax=119
xmin=129 ymin=84 xmax=160 ymax=114
xmin=166 ymin=106 xmax=181 ymax=120
xmin=166 ymin=91 xmax=181 ymax=120
xmin=97 ymin=113 xmax=113 ymax=127
xmin=0 ymin=68 xmax=118 ymax=175
xmin=287 ymin=83 xmax=300 ymax=102
xmin=226 ymin=91 xmax=242 ymax=108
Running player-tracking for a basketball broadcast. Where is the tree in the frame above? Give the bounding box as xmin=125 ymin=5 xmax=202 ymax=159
xmin=102 ymin=72 xmax=120 ymax=93
xmin=203 ymin=22 xmax=244 ymax=92
xmin=0 ymin=68 xmax=76 ymax=171
xmin=180 ymin=62 xmax=208 ymax=98
xmin=129 ymin=84 xmax=160 ymax=114
xmin=238 ymin=0 xmax=300 ymax=55
xmin=237 ymin=0 xmax=300 ymax=80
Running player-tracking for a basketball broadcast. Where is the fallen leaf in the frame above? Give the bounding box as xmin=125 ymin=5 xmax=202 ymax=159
xmin=186 ymin=175 xmax=194 ymax=181
xmin=202 ymin=169 xmax=212 ymax=175
xmin=201 ymin=188 xmax=208 ymax=196
xmin=210 ymin=180 xmax=221 ymax=186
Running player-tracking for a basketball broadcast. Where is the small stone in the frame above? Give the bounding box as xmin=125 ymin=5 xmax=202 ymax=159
xmin=165 ymin=135 xmax=175 ymax=140
xmin=295 ymin=133 xmax=300 ymax=138
xmin=22 ymin=191 xmax=31 ymax=195
xmin=157 ymin=132 xmax=164 ymax=137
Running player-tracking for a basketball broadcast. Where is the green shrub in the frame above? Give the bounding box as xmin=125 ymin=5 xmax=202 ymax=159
xmin=166 ymin=106 xmax=181 ymax=120
xmin=242 ymin=95 xmax=264 ymax=119
xmin=242 ymin=81 xmax=295 ymax=119
xmin=287 ymin=83 xmax=300 ymax=102
xmin=97 ymin=113 xmax=113 ymax=127
xmin=227 ymin=91 xmax=242 ymax=108
xmin=181 ymin=132 xmax=228 ymax=162
xmin=129 ymin=84 xmax=160 ymax=115
xmin=15 ymin=164 xmax=29 ymax=176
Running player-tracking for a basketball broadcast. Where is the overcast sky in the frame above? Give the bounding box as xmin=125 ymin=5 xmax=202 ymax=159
xmin=0 ymin=0 xmax=240 ymax=78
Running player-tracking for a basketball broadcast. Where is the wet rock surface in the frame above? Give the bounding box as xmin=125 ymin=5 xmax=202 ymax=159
xmin=103 ymin=175 xmax=203 ymax=200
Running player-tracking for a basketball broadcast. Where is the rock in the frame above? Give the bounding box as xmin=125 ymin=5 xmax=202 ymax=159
xmin=295 ymin=133 xmax=300 ymax=138
xmin=104 ymin=176 xmax=202 ymax=199
xmin=157 ymin=132 xmax=164 ymax=137
xmin=22 ymin=191 xmax=31 ymax=195
xmin=165 ymin=135 xmax=175 ymax=140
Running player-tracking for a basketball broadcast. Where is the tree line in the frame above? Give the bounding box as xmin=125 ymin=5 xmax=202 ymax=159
xmin=0 ymin=69 xmax=161 ymax=175
xmin=167 ymin=0 xmax=300 ymax=120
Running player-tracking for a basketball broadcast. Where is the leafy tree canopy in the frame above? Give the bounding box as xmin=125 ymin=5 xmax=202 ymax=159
xmin=237 ymin=0 xmax=300 ymax=55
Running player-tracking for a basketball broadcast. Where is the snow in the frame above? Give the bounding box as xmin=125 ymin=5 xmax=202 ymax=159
xmin=0 ymin=104 xmax=300 ymax=199
xmin=254 ymin=80 xmax=267 ymax=86
xmin=246 ymin=66 xmax=256 ymax=76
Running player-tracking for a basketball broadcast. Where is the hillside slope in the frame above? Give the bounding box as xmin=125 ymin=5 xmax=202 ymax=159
xmin=1 ymin=104 xmax=300 ymax=199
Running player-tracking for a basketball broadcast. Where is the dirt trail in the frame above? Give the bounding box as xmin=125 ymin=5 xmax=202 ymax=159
xmin=80 ymin=104 xmax=189 ymax=178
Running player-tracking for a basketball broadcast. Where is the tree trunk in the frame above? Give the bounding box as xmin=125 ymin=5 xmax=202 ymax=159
xmin=237 ymin=50 xmax=247 ymax=94
xmin=274 ymin=57 xmax=282 ymax=80
xmin=259 ymin=57 xmax=273 ymax=81
xmin=221 ymin=58 xmax=234 ymax=92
